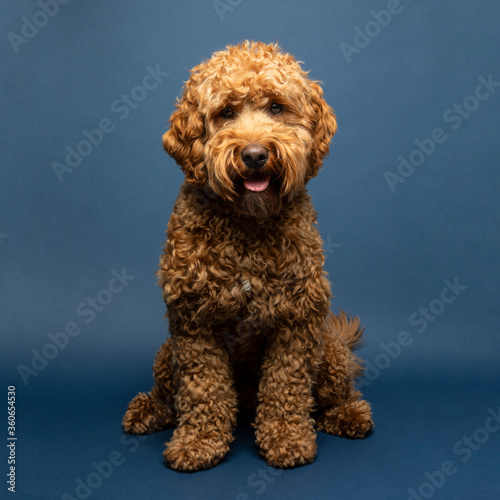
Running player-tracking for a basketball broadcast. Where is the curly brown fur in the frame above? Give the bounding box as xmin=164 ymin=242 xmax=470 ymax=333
xmin=122 ymin=41 xmax=373 ymax=471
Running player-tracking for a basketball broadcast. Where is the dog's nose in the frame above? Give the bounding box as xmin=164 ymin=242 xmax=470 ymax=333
xmin=241 ymin=144 xmax=269 ymax=169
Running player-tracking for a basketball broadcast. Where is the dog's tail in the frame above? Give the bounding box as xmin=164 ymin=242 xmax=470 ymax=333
xmin=327 ymin=310 xmax=364 ymax=351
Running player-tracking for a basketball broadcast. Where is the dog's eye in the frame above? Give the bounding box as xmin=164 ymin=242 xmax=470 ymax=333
xmin=220 ymin=107 xmax=234 ymax=119
xmin=270 ymin=103 xmax=283 ymax=115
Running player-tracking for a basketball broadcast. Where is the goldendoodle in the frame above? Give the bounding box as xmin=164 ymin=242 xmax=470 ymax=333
xmin=122 ymin=41 xmax=373 ymax=471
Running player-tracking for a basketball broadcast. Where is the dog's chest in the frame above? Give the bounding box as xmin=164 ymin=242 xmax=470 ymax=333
xmin=215 ymin=230 xmax=285 ymax=294
xmin=161 ymin=192 xmax=328 ymax=323
xmin=206 ymin=224 xmax=316 ymax=313
xmin=240 ymin=278 xmax=252 ymax=293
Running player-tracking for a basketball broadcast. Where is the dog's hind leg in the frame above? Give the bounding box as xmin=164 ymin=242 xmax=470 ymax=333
xmin=122 ymin=338 xmax=177 ymax=435
xmin=314 ymin=312 xmax=374 ymax=438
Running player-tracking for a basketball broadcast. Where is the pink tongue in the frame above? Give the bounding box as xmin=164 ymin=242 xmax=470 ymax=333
xmin=243 ymin=175 xmax=271 ymax=192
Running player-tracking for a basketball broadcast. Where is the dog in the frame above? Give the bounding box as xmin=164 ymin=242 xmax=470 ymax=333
xmin=122 ymin=41 xmax=373 ymax=471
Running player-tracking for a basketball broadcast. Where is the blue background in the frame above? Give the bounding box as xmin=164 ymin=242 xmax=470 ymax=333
xmin=2 ymin=0 xmax=499 ymax=499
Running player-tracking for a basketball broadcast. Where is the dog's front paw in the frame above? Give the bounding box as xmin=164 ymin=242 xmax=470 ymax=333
xmin=164 ymin=428 xmax=232 ymax=472
xmin=256 ymin=420 xmax=317 ymax=469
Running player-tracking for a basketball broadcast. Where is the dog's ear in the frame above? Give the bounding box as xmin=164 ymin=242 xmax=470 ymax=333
xmin=308 ymin=82 xmax=338 ymax=178
xmin=162 ymin=93 xmax=207 ymax=184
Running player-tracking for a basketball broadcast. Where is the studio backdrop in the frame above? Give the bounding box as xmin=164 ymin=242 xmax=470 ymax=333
xmin=2 ymin=1 xmax=499 ymax=499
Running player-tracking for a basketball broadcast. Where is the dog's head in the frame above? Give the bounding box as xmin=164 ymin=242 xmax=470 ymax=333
xmin=163 ymin=41 xmax=337 ymax=218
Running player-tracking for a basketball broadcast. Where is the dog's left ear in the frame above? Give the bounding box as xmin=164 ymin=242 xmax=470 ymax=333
xmin=308 ymin=82 xmax=338 ymax=178
xmin=162 ymin=91 xmax=207 ymax=184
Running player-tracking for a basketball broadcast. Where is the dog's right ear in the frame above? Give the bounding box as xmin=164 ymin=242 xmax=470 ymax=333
xmin=162 ymin=93 xmax=207 ymax=184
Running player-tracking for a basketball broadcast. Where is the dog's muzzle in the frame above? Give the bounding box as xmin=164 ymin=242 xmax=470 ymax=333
xmin=241 ymin=144 xmax=268 ymax=169
xmin=241 ymin=144 xmax=271 ymax=192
